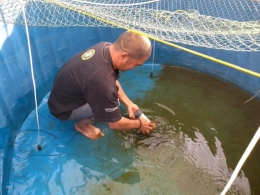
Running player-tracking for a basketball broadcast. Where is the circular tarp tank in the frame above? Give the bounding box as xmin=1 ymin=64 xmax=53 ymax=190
xmin=0 ymin=22 xmax=260 ymax=195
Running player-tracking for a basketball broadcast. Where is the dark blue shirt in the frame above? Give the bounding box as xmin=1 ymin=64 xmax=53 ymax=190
xmin=48 ymin=42 xmax=121 ymax=122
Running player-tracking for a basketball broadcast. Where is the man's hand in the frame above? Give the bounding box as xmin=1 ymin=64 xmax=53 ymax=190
xmin=127 ymin=103 xmax=139 ymax=119
xmin=138 ymin=119 xmax=156 ymax=134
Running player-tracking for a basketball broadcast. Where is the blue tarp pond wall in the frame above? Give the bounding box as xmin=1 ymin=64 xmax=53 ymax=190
xmin=0 ymin=23 xmax=260 ymax=194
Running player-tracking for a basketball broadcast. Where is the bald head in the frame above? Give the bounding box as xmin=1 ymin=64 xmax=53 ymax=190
xmin=113 ymin=31 xmax=152 ymax=60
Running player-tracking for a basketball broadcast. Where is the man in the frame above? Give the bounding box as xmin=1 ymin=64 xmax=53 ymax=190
xmin=48 ymin=31 xmax=156 ymax=140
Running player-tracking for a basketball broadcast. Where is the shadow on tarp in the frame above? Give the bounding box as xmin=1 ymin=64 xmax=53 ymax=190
xmin=5 ymin=65 xmax=163 ymax=194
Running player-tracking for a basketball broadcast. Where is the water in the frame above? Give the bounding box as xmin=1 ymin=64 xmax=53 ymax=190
xmin=7 ymin=65 xmax=260 ymax=195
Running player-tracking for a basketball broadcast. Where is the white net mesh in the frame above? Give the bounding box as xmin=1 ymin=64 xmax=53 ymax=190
xmin=1 ymin=0 xmax=260 ymax=51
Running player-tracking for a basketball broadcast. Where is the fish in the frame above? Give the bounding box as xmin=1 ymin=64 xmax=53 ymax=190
xmin=138 ymin=108 xmax=155 ymax=113
xmin=154 ymin=102 xmax=175 ymax=115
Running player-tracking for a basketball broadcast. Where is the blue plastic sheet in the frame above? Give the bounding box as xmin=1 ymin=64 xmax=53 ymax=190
xmin=1 ymin=21 xmax=260 ymax=194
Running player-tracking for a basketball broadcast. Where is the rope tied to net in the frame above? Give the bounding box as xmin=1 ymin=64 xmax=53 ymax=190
xmin=21 ymin=0 xmax=42 ymax=151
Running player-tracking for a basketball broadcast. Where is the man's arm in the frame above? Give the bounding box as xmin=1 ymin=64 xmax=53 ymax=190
xmin=116 ymin=80 xmax=138 ymax=119
xmin=116 ymin=80 xmax=133 ymax=107
xmin=110 ymin=80 xmax=155 ymax=134
xmin=108 ymin=117 xmax=155 ymax=135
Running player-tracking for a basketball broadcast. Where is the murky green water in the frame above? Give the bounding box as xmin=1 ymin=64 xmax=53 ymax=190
xmin=13 ymin=64 xmax=260 ymax=195
xmin=118 ymin=65 xmax=260 ymax=195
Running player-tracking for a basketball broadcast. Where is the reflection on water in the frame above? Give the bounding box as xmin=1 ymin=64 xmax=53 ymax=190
xmin=118 ymin=65 xmax=260 ymax=194
xmin=8 ymin=65 xmax=260 ymax=195
xmin=118 ymin=114 xmax=250 ymax=195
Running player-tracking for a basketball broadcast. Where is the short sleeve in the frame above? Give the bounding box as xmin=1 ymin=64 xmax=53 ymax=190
xmin=85 ymin=75 xmax=122 ymax=123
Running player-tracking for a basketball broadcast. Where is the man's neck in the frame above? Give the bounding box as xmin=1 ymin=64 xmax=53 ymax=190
xmin=109 ymin=44 xmax=118 ymax=70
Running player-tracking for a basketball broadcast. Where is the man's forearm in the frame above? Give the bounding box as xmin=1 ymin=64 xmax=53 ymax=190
xmin=116 ymin=80 xmax=133 ymax=108
xmin=108 ymin=116 xmax=140 ymax=130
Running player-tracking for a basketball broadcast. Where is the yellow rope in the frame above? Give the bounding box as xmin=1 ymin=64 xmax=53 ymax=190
xmin=130 ymin=30 xmax=260 ymax=78
xmin=48 ymin=0 xmax=260 ymax=78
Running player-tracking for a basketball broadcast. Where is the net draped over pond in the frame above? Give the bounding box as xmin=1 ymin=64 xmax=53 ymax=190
xmin=1 ymin=0 xmax=260 ymax=51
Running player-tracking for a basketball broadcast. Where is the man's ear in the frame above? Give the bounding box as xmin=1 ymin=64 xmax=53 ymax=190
xmin=120 ymin=51 xmax=129 ymax=60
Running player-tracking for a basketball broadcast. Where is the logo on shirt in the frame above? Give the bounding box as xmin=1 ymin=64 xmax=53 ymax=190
xmin=81 ymin=49 xmax=95 ymax=60
xmin=105 ymin=106 xmax=119 ymax=112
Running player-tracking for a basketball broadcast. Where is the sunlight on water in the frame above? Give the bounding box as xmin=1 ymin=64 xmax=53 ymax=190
xmin=117 ymin=115 xmax=251 ymax=194
xmin=117 ymin=65 xmax=260 ymax=195
xmin=9 ymin=65 xmax=260 ymax=195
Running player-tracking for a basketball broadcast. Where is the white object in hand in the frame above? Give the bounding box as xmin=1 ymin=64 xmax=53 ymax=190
xmin=134 ymin=109 xmax=151 ymax=122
